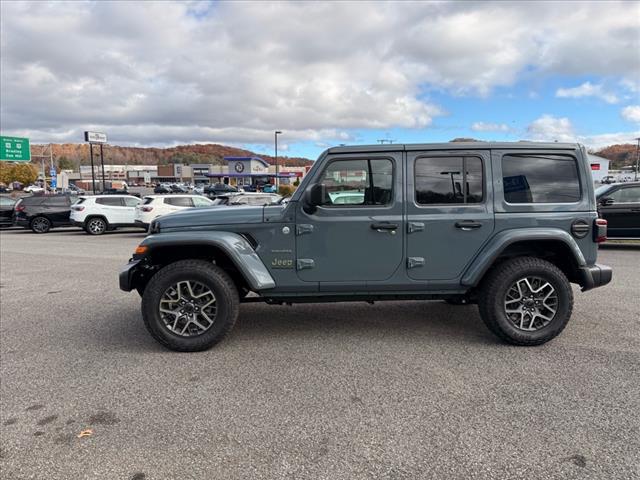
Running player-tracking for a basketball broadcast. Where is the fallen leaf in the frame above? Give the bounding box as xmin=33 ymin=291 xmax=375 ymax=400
xmin=77 ymin=429 xmax=93 ymax=438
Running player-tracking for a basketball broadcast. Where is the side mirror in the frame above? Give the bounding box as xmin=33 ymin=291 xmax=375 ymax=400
xmin=600 ymin=197 xmax=614 ymax=206
xmin=303 ymin=183 xmax=325 ymax=213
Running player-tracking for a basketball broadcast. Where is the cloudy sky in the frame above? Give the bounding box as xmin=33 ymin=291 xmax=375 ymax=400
xmin=1 ymin=1 xmax=639 ymax=159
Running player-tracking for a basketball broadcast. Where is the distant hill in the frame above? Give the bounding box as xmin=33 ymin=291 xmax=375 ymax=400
xmin=592 ymin=144 xmax=638 ymax=170
xmin=30 ymin=143 xmax=314 ymax=169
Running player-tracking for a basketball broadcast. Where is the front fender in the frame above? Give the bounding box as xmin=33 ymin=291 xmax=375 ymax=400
xmin=461 ymin=228 xmax=587 ymax=287
xmin=140 ymin=231 xmax=276 ymax=290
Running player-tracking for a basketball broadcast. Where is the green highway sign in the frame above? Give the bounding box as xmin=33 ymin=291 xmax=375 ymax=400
xmin=0 ymin=136 xmax=31 ymax=162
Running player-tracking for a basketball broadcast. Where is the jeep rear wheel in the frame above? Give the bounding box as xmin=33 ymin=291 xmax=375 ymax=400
xmin=478 ymin=257 xmax=573 ymax=346
xmin=141 ymin=260 xmax=239 ymax=352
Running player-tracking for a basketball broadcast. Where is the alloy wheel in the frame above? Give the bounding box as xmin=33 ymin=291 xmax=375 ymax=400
xmin=31 ymin=217 xmax=50 ymax=233
xmin=504 ymin=276 xmax=558 ymax=331
xmin=159 ymin=280 xmax=217 ymax=337
xmin=88 ymin=218 xmax=106 ymax=234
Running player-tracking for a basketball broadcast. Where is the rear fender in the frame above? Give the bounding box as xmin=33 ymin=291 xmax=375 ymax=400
xmin=461 ymin=228 xmax=586 ymax=287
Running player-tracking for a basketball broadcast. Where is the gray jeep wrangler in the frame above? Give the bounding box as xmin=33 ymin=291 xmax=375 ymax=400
xmin=120 ymin=142 xmax=612 ymax=351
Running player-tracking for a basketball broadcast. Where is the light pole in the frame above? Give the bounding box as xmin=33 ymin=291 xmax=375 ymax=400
xmin=274 ymin=130 xmax=282 ymax=189
xmin=635 ymin=137 xmax=640 ymax=181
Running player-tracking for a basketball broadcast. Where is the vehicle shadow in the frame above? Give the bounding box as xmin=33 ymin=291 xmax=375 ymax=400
xmin=100 ymin=300 xmax=497 ymax=353
xmin=599 ymin=242 xmax=640 ymax=251
xmin=233 ymin=301 xmax=496 ymax=346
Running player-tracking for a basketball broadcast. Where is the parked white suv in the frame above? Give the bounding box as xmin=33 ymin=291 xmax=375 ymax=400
xmin=134 ymin=195 xmax=213 ymax=227
xmin=70 ymin=195 xmax=143 ymax=235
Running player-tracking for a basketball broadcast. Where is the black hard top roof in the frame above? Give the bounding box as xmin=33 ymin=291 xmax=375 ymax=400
xmin=327 ymin=141 xmax=581 ymax=154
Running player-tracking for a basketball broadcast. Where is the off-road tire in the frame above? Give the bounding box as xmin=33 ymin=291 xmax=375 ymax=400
xmin=30 ymin=216 xmax=51 ymax=233
xmin=478 ymin=257 xmax=573 ymax=346
xmin=141 ymin=259 xmax=239 ymax=352
xmin=85 ymin=217 xmax=107 ymax=235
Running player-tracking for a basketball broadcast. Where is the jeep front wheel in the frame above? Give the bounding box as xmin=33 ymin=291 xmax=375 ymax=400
xmin=478 ymin=257 xmax=573 ymax=346
xmin=141 ymin=260 xmax=239 ymax=352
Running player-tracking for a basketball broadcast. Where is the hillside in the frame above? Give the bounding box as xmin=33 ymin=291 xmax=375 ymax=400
xmin=30 ymin=143 xmax=314 ymax=168
xmin=592 ymin=144 xmax=638 ymax=170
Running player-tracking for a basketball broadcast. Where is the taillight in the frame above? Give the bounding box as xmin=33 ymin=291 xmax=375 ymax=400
xmin=141 ymin=206 xmax=153 ymax=212
xmin=594 ymin=218 xmax=607 ymax=243
xmin=72 ymin=205 xmax=85 ymax=211
xmin=15 ymin=205 xmax=25 ymax=212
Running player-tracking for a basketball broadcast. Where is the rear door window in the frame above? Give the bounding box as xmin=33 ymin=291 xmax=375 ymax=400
xmin=414 ymin=156 xmax=483 ymax=205
xmin=96 ymin=197 xmax=124 ymax=206
xmin=192 ymin=196 xmax=212 ymax=207
xmin=502 ymin=154 xmax=580 ymax=203
xmin=46 ymin=196 xmax=71 ymax=206
xmin=164 ymin=197 xmax=194 ymax=207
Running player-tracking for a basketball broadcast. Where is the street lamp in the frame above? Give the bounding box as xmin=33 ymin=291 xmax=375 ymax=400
xmin=274 ymin=130 xmax=282 ymax=189
xmin=635 ymin=137 xmax=640 ymax=181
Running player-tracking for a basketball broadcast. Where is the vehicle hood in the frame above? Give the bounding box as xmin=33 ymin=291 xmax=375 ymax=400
xmin=152 ymin=205 xmax=264 ymax=231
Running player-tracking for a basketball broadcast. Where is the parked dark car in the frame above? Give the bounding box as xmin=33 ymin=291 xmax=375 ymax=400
xmin=13 ymin=195 xmax=74 ymax=233
xmin=102 ymin=188 xmax=141 ymax=198
xmin=596 ymin=181 xmax=640 ymax=238
xmin=170 ymin=184 xmax=189 ymax=193
xmin=203 ymin=183 xmax=238 ymax=197
xmin=0 ymin=196 xmax=16 ymax=227
xmin=154 ymin=185 xmax=170 ymax=194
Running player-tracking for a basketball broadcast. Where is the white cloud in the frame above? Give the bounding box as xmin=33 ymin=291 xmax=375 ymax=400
xmin=527 ymin=115 xmax=576 ymax=142
xmin=621 ymin=105 xmax=640 ymax=123
xmin=0 ymin=1 xmax=639 ymax=147
xmin=526 ymin=115 xmax=639 ymax=149
xmin=556 ymin=82 xmax=619 ymax=104
xmin=471 ymin=122 xmax=509 ymax=132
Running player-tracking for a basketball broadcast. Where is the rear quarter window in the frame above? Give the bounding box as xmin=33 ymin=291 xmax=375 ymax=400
xmin=502 ymin=154 xmax=581 ymax=203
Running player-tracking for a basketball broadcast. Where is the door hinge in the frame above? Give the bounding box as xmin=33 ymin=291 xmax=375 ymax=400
xmin=296 ymin=224 xmax=314 ymax=235
xmin=296 ymin=258 xmax=315 ymax=270
xmin=407 ymin=257 xmax=425 ymax=269
xmin=407 ymin=222 xmax=424 ymax=234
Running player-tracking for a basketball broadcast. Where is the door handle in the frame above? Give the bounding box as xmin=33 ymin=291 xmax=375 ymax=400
xmin=455 ymin=221 xmax=482 ymax=231
xmin=371 ymin=222 xmax=398 ymax=232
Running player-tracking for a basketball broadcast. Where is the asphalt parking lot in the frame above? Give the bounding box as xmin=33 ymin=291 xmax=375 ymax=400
xmin=0 ymin=228 xmax=638 ymax=480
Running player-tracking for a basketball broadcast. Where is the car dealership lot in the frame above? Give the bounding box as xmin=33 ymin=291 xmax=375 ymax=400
xmin=0 ymin=229 xmax=638 ymax=479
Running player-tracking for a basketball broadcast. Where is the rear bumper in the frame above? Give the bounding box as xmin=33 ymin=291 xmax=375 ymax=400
xmin=71 ymin=220 xmax=85 ymax=228
xmin=134 ymin=220 xmax=149 ymax=228
xmin=579 ymin=264 xmax=612 ymax=291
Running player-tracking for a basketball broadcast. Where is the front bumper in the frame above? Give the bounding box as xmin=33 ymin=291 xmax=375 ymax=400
xmin=119 ymin=259 xmax=141 ymax=291
xmin=579 ymin=264 xmax=612 ymax=291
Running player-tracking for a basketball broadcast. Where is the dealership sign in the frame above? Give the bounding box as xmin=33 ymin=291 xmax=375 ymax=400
xmin=84 ymin=131 xmax=108 ymax=143
xmin=0 ymin=136 xmax=31 ymax=162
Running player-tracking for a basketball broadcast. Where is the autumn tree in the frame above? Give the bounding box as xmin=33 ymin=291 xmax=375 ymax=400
xmin=58 ymin=156 xmax=75 ymax=171
xmin=0 ymin=162 xmax=12 ymax=184
xmin=7 ymin=163 xmax=39 ymax=185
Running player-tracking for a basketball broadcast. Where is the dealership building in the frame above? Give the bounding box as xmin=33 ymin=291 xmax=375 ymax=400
xmin=77 ymin=156 xmax=309 ymax=186
xmin=587 ymin=154 xmax=610 ymax=182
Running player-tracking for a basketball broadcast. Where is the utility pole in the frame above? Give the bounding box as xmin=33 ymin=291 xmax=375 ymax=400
xmin=274 ymin=130 xmax=282 ymax=189
xmin=100 ymin=143 xmax=106 ymax=192
xmin=89 ymin=143 xmax=96 ymax=194
xmin=635 ymin=137 xmax=640 ymax=181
